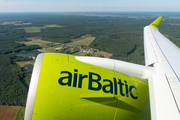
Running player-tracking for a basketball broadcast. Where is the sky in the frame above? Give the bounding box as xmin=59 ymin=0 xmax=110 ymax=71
xmin=0 ymin=0 xmax=180 ymax=13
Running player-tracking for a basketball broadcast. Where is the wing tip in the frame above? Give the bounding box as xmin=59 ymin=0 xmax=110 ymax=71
xmin=150 ymin=16 xmax=163 ymax=29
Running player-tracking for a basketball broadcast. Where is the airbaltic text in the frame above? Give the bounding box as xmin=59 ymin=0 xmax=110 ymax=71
xmin=58 ymin=69 xmax=138 ymax=99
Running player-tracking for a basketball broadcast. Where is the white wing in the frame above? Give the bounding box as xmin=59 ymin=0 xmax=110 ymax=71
xmin=144 ymin=16 xmax=180 ymax=120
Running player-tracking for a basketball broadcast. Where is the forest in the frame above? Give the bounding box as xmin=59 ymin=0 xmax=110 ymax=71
xmin=0 ymin=12 xmax=180 ymax=106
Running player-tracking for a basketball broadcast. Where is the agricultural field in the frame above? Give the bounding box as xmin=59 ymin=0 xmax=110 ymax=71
xmin=43 ymin=24 xmax=63 ymax=28
xmin=24 ymin=24 xmax=63 ymax=33
xmin=0 ymin=106 xmax=24 ymax=120
xmin=21 ymin=35 xmax=111 ymax=58
xmin=24 ymin=27 xmax=42 ymax=33
xmin=24 ymin=37 xmax=55 ymax=47
xmin=66 ymin=36 xmax=96 ymax=47
xmin=0 ymin=21 xmax=62 ymax=33
xmin=0 ymin=21 xmax=32 ymax=25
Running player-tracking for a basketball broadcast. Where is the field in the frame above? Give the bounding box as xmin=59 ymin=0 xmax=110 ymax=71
xmin=43 ymin=24 xmax=63 ymax=28
xmin=66 ymin=36 xmax=96 ymax=47
xmin=0 ymin=106 xmax=23 ymax=120
xmin=16 ymin=60 xmax=34 ymax=67
xmin=20 ymin=37 xmax=61 ymax=53
xmin=24 ymin=27 xmax=41 ymax=33
xmin=23 ymin=37 xmax=55 ymax=47
xmin=0 ymin=21 xmax=62 ymax=33
xmin=0 ymin=21 xmax=31 ymax=25
xmin=14 ymin=107 xmax=25 ymax=120
xmin=24 ymin=24 xmax=63 ymax=33
xmin=21 ymin=35 xmax=112 ymax=58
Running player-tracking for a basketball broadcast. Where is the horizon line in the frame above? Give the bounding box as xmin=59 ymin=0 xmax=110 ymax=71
xmin=0 ymin=11 xmax=180 ymax=13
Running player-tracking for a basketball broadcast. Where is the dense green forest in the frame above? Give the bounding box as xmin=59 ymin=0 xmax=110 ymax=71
xmin=0 ymin=55 xmax=28 ymax=106
xmin=0 ymin=12 xmax=180 ymax=106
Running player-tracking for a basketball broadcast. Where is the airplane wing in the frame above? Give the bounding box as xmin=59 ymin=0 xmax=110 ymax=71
xmin=144 ymin=16 xmax=180 ymax=119
xmin=24 ymin=17 xmax=180 ymax=120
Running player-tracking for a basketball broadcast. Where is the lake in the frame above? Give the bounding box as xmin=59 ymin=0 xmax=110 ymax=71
xmin=16 ymin=51 xmax=42 ymax=57
xmin=16 ymin=51 xmax=43 ymax=71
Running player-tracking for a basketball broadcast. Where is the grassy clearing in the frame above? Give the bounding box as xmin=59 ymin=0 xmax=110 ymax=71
xmin=14 ymin=107 xmax=25 ymax=120
xmin=1 ymin=21 xmax=62 ymax=33
xmin=163 ymin=34 xmax=169 ymax=37
xmin=71 ymin=34 xmax=92 ymax=41
xmin=24 ymin=38 xmax=54 ymax=46
xmin=45 ymin=46 xmax=59 ymax=53
xmin=0 ymin=21 xmax=32 ymax=25
xmin=1 ymin=21 xmax=22 ymax=25
xmin=21 ymin=37 xmax=61 ymax=53
xmin=16 ymin=61 xmax=34 ymax=67
xmin=66 ymin=37 xmax=96 ymax=47
xmin=43 ymin=24 xmax=63 ymax=29
xmin=16 ymin=61 xmax=27 ymax=67
xmin=24 ymin=27 xmax=41 ymax=33
xmin=24 ymin=24 xmax=63 ymax=33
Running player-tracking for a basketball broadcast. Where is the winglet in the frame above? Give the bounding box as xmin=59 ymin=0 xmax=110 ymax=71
xmin=150 ymin=16 xmax=163 ymax=29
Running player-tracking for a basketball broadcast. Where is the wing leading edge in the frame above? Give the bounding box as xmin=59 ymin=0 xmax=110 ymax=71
xmin=144 ymin=16 xmax=180 ymax=120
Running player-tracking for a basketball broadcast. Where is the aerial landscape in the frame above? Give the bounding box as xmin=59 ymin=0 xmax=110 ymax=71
xmin=0 ymin=0 xmax=180 ymax=119
xmin=0 ymin=12 xmax=180 ymax=119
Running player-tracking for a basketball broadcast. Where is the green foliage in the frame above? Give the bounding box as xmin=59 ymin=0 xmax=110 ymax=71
xmin=159 ymin=18 xmax=180 ymax=48
xmin=0 ymin=25 xmax=41 ymax=54
xmin=88 ymin=18 xmax=146 ymax=64
xmin=14 ymin=107 xmax=25 ymax=120
xmin=16 ymin=38 xmax=32 ymax=42
xmin=0 ymin=55 xmax=28 ymax=106
xmin=11 ymin=56 xmax=32 ymax=62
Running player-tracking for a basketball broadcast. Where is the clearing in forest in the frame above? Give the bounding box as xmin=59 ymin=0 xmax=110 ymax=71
xmin=0 ymin=21 xmax=32 ymax=25
xmin=66 ymin=36 xmax=96 ymax=47
xmin=43 ymin=24 xmax=63 ymax=28
xmin=24 ymin=24 xmax=63 ymax=33
xmin=23 ymin=37 xmax=55 ymax=46
xmin=16 ymin=60 xmax=34 ymax=67
xmin=24 ymin=27 xmax=41 ymax=33
xmin=20 ymin=37 xmax=61 ymax=53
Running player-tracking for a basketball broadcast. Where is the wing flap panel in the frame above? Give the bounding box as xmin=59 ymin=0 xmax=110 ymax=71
xmin=148 ymin=74 xmax=180 ymax=120
xmin=144 ymin=26 xmax=158 ymax=66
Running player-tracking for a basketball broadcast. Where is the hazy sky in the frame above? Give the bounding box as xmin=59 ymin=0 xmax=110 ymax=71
xmin=0 ymin=0 xmax=180 ymax=12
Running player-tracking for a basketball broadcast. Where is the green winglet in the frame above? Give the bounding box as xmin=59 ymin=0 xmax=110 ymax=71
xmin=150 ymin=16 xmax=163 ymax=29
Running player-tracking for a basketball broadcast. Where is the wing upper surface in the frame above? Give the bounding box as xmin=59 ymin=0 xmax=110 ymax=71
xmin=144 ymin=17 xmax=180 ymax=120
